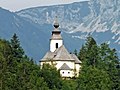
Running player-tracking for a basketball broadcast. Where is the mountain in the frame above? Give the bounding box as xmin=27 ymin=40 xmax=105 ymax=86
xmin=0 ymin=8 xmax=49 ymax=62
xmin=16 ymin=0 xmax=120 ymax=56
xmin=0 ymin=0 xmax=120 ymax=62
xmin=0 ymin=8 xmax=83 ymax=63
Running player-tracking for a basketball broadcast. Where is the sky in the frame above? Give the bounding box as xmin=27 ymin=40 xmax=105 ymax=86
xmin=0 ymin=0 xmax=89 ymax=12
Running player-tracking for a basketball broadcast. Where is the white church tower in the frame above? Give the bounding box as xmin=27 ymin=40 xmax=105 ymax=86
xmin=40 ymin=17 xmax=82 ymax=78
xmin=50 ymin=17 xmax=63 ymax=52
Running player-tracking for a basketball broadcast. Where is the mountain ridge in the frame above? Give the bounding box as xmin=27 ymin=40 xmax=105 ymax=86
xmin=0 ymin=0 xmax=120 ymax=62
xmin=16 ymin=0 xmax=120 ymax=56
xmin=0 ymin=7 xmax=83 ymax=62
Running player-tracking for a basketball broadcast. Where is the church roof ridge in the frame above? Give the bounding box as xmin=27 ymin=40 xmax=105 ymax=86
xmin=40 ymin=45 xmax=82 ymax=62
xmin=70 ymin=54 xmax=82 ymax=64
xmin=40 ymin=51 xmax=55 ymax=61
xmin=53 ymin=45 xmax=75 ymax=61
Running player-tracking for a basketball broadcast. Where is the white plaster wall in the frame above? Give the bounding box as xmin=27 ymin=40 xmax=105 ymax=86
xmin=40 ymin=61 xmax=80 ymax=77
xmin=41 ymin=61 xmax=75 ymax=70
xmin=50 ymin=40 xmax=63 ymax=52
xmin=75 ymin=64 xmax=81 ymax=77
xmin=40 ymin=61 xmax=58 ymax=68
xmin=60 ymin=70 xmax=74 ymax=78
xmin=40 ymin=61 xmax=52 ymax=68
xmin=55 ymin=61 xmax=75 ymax=70
xmin=40 ymin=61 xmax=51 ymax=65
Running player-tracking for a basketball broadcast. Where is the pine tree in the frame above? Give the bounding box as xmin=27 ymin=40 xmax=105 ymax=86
xmin=0 ymin=37 xmax=50 ymax=90
xmin=10 ymin=33 xmax=24 ymax=60
xmin=78 ymin=36 xmax=99 ymax=67
xmin=99 ymin=43 xmax=120 ymax=90
xmin=0 ymin=39 xmax=15 ymax=90
xmin=77 ymin=36 xmax=120 ymax=90
xmin=74 ymin=49 xmax=78 ymax=56
xmin=40 ymin=64 xmax=63 ymax=89
xmin=78 ymin=45 xmax=86 ymax=61
xmin=77 ymin=66 xmax=111 ymax=90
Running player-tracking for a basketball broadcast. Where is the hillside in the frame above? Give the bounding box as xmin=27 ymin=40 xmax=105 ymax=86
xmin=0 ymin=8 xmax=50 ymax=62
xmin=0 ymin=8 xmax=83 ymax=62
xmin=0 ymin=0 xmax=120 ymax=62
xmin=16 ymin=0 xmax=120 ymax=56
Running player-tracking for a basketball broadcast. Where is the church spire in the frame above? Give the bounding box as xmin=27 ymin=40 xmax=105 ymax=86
xmin=50 ymin=16 xmax=63 ymax=52
xmin=52 ymin=16 xmax=61 ymax=33
xmin=54 ymin=16 xmax=59 ymax=29
xmin=51 ymin=16 xmax=62 ymax=38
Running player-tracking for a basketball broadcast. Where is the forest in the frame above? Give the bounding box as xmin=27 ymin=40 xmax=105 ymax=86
xmin=1 ymin=33 xmax=120 ymax=90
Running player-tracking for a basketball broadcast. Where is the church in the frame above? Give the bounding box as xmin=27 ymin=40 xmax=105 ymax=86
xmin=40 ymin=17 xmax=82 ymax=78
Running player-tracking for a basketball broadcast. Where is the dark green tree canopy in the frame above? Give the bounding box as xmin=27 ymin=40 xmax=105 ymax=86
xmin=77 ymin=36 xmax=120 ymax=90
xmin=1 ymin=34 xmax=120 ymax=90
xmin=40 ymin=64 xmax=63 ymax=89
xmin=10 ymin=33 xmax=24 ymax=59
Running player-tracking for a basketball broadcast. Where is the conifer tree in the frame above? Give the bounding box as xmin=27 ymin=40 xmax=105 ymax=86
xmin=78 ymin=36 xmax=99 ymax=67
xmin=10 ymin=33 xmax=24 ymax=59
xmin=77 ymin=66 xmax=111 ymax=90
xmin=40 ymin=64 xmax=63 ymax=89
xmin=0 ymin=37 xmax=50 ymax=90
xmin=99 ymin=43 xmax=120 ymax=90
xmin=74 ymin=49 xmax=78 ymax=56
xmin=77 ymin=36 xmax=120 ymax=90
xmin=0 ymin=39 xmax=15 ymax=90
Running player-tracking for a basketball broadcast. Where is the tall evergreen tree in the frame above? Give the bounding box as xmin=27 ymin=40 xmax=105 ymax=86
xmin=1 ymin=34 xmax=119 ymax=90
xmin=78 ymin=36 xmax=99 ymax=67
xmin=99 ymin=43 xmax=120 ymax=90
xmin=78 ymin=45 xmax=86 ymax=61
xmin=77 ymin=66 xmax=111 ymax=90
xmin=40 ymin=64 xmax=63 ymax=89
xmin=77 ymin=36 xmax=120 ymax=90
xmin=0 ymin=39 xmax=15 ymax=90
xmin=73 ymin=49 xmax=78 ymax=56
xmin=10 ymin=33 xmax=24 ymax=59
xmin=0 ymin=35 xmax=50 ymax=90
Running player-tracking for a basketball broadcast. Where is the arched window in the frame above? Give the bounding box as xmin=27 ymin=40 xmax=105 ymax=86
xmin=56 ymin=43 xmax=58 ymax=48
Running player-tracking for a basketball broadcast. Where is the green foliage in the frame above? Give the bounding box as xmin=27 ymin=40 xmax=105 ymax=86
xmin=77 ymin=36 xmax=120 ymax=90
xmin=0 ymin=39 xmax=13 ymax=90
xmin=99 ymin=43 xmax=120 ymax=90
xmin=0 ymin=35 xmax=49 ymax=90
xmin=77 ymin=66 xmax=111 ymax=90
xmin=40 ymin=64 xmax=62 ymax=89
xmin=1 ymin=34 xmax=120 ymax=90
xmin=62 ymin=80 xmax=77 ymax=90
xmin=73 ymin=49 xmax=78 ymax=56
xmin=10 ymin=33 xmax=24 ymax=59
xmin=78 ymin=36 xmax=99 ymax=67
